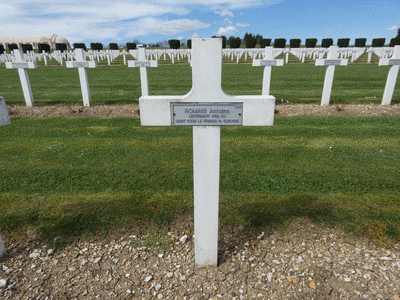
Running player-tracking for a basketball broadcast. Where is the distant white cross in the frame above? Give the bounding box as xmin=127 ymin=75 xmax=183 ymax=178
xmin=253 ymin=46 xmax=284 ymax=95
xmin=315 ymin=46 xmax=348 ymax=106
xmin=66 ymin=49 xmax=97 ymax=107
xmin=378 ymin=45 xmax=400 ymax=105
xmin=5 ymin=49 xmax=37 ymax=107
xmin=0 ymin=97 xmax=11 ymax=126
xmin=128 ymin=47 xmax=158 ymax=96
xmin=139 ymin=38 xmax=275 ymax=267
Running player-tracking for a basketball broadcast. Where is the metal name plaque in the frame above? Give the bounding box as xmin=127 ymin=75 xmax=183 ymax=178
xmin=259 ymin=60 xmax=278 ymax=67
xmin=324 ymin=59 xmax=342 ymax=66
xmin=389 ymin=59 xmax=400 ymax=66
xmin=135 ymin=61 xmax=151 ymax=68
xmin=171 ymin=103 xmax=243 ymax=126
xmin=73 ymin=62 xmax=90 ymax=68
xmin=12 ymin=62 xmax=29 ymax=68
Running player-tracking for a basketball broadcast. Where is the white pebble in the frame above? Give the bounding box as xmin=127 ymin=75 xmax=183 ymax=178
xmin=29 ymin=252 xmax=40 ymax=259
xmin=145 ymin=275 xmax=153 ymax=282
xmin=0 ymin=279 xmax=8 ymax=288
xmin=180 ymin=235 xmax=188 ymax=244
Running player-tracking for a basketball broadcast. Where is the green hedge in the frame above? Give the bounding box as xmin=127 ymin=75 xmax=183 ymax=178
xmin=244 ymin=33 xmax=257 ymax=48
xmin=273 ymin=38 xmax=286 ymax=48
xmin=229 ymin=37 xmax=242 ymax=49
xmin=187 ymin=39 xmax=191 ymax=49
xmin=73 ymin=43 xmax=87 ymax=51
xmin=38 ymin=43 xmax=51 ymax=53
xmin=168 ymin=39 xmax=180 ymax=49
xmin=221 ymin=36 xmax=227 ymax=49
xmin=372 ymin=38 xmax=385 ymax=47
xmin=389 ymin=37 xmax=400 ymax=47
xmin=126 ymin=43 xmax=137 ymax=50
xmin=305 ymin=38 xmax=318 ymax=48
xmin=290 ymin=39 xmax=301 ymax=48
xmin=389 ymin=30 xmax=400 ymax=47
xmin=109 ymin=43 xmax=119 ymax=50
xmin=354 ymin=38 xmax=367 ymax=47
xmin=21 ymin=44 xmax=33 ymax=53
xmin=337 ymin=38 xmax=350 ymax=48
xmin=0 ymin=45 xmax=4 ymax=54
xmin=90 ymin=43 xmax=103 ymax=51
xmin=321 ymin=38 xmax=333 ymax=48
xmin=8 ymin=43 xmax=19 ymax=52
xmin=260 ymin=39 xmax=271 ymax=48
xmin=56 ymin=43 xmax=68 ymax=51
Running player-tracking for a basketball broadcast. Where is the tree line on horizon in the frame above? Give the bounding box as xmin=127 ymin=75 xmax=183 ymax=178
xmin=1 ymin=29 xmax=399 ymax=54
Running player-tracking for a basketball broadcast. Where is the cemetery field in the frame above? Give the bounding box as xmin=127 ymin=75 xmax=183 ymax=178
xmin=0 ymin=63 xmax=399 ymax=105
xmin=0 ymin=116 xmax=399 ymax=247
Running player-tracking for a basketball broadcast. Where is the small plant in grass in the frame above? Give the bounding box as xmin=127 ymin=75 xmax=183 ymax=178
xmin=131 ymin=228 xmax=170 ymax=253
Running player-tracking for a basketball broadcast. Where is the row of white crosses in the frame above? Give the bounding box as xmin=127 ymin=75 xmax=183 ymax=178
xmin=3 ymin=46 xmax=400 ymax=108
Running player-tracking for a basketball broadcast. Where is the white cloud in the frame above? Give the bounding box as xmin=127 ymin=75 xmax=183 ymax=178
xmin=217 ymin=26 xmax=237 ymax=36
xmin=126 ymin=17 xmax=210 ymax=37
xmin=0 ymin=0 xmax=280 ymax=42
xmin=223 ymin=18 xmax=232 ymax=26
xmin=215 ymin=8 xmax=234 ymax=17
xmin=192 ymin=32 xmax=201 ymax=39
xmin=387 ymin=25 xmax=399 ymax=31
xmin=236 ymin=22 xmax=250 ymax=28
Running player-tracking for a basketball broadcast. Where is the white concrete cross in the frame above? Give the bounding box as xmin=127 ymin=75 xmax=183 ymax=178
xmin=378 ymin=45 xmax=400 ymax=105
xmin=66 ymin=49 xmax=97 ymax=107
xmin=5 ymin=49 xmax=37 ymax=107
xmin=128 ymin=47 xmax=158 ymax=96
xmin=0 ymin=97 xmax=11 ymax=126
xmin=140 ymin=38 xmax=275 ymax=267
xmin=253 ymin=47 xmax=284 ymax=95
xmin=315 ymin=46 xmax=348 ymax=106
xmin=121 ymin=50 xmax=128 ymax=65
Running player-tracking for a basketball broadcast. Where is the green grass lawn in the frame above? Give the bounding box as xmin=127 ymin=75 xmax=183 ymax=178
xmin=0 ymin=116 xmax=399 ymax=247
xmin=0 ymin=62 xmax=398 ymax=105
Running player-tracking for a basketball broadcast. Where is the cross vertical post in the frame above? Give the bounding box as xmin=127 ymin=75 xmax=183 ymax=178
xmin=5 ymin=49 xmax=37 ymax=107
xmin=379 ymin=45 xmax=400 ymax=105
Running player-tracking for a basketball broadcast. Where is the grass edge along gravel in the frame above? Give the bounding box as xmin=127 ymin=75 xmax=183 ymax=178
xmin=0 ymin=116 xmax=399 ymax=249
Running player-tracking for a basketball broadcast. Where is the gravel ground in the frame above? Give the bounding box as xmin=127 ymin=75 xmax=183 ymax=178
xmin=6 ymin=102 xmax=400 ymax=118
xmin=2 ymin=103 xmax=400 ymax=299
xmin=1 ymin=218 xmax=399 ymax=299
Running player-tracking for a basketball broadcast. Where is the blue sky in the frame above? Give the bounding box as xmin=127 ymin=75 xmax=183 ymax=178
xmin=1 ymin=0 xmax=399 ymax=47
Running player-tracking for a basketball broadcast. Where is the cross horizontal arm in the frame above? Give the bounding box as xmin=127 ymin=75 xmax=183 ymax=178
xmin=139 ymin=94 xmax=275 ymax=126
xmin=5 ymin=61 xmax=37 ymax=69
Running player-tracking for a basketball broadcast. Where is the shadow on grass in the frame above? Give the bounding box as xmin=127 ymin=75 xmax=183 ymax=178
xmin=222 ymin=193 xmax=338 ymax=228
xmin=1 ymin=192 xmax=399 ymax=250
